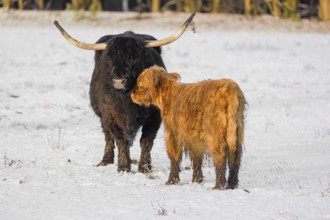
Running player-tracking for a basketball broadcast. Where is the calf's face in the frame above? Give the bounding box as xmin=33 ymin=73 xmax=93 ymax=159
xmin=131 ymin=66 xmax=181 ymax=107
xmin=131 ymin=68 xmax=157 ymax=106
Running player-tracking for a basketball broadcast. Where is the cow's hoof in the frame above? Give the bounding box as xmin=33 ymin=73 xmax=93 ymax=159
xmin=166 ymin=178 xmax=179 ymax=185
xmin=117 ymin=166 xmax=131 ymax=173
xmin=131 ymin=159 xmax=139 ymax=165
xmin=96 ymin=160 xmax=112 ymax=167
xmin=212 ymin=183 xmax=226 ymax=190
xmin=138 ymin=164 xmax=152 ymax=173
xmin=192 ymin=176 xmax=203 ymax=184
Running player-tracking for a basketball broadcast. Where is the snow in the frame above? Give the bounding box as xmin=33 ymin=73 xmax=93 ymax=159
xmin=1 ymin=12 xmax=330 ymax=219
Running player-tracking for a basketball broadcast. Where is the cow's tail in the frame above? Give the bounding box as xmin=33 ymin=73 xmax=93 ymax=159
xmin=226 ymin=83 xmax=246 ymax=181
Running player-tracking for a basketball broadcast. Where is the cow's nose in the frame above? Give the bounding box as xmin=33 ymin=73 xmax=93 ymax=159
xmin=112 ymin=78 xmax=126 ymax=89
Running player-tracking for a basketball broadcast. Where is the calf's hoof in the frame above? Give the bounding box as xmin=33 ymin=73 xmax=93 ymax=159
xmin=192 ymin=176 xmax=203 ymax=184
xmin=226 ymin=183 xmax=238 ymax=190
xmin=227 ymin=177 xmax=239 ymax=189
xmin=131 ymin=159 xmax=139 ymax=165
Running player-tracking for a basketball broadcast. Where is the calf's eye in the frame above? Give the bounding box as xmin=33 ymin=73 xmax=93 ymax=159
xmin=139 ymin=89 xmax=147 ymax=95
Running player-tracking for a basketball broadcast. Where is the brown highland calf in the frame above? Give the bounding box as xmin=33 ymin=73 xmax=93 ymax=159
xmin=131 ymin=66 xmax=246 ymax=189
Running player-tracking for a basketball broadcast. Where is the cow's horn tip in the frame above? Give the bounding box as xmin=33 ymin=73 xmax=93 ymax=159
xmin=189 ymin=13 xmax=196 ymax=20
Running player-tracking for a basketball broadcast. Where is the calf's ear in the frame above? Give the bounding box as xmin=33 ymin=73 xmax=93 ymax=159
xmin=152 ymin=74 xmax=160 ymax=89
xmin=170 ymin=72 xmax=181 ymax=81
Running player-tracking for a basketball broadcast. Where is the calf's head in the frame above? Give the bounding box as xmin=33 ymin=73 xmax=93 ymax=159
xmin=131 ymin=65 xmax=181 ymax=107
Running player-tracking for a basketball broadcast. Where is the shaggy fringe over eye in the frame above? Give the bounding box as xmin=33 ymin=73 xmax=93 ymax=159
xmin=107 ymin=36 xmax=146 ymax=66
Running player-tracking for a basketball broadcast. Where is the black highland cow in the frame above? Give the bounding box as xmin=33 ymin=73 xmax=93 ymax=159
xmin=54 ymin=14 xmax=195 ymax=172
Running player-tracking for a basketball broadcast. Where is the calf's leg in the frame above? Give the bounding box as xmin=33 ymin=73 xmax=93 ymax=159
xmin=210 ymin=143 xmax=227 ymax=189
xmin=192 ymin=154 xmax=203 ymax=183
xmin=167 ymin=158 xmax=181 ymax=185
xmin=165 ymin=131 xmax=182 ymax=185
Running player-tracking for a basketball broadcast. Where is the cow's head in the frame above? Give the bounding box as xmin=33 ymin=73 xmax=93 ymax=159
xmin=54 ymin=13 xmax=194 ymax=93
xmin=103 ymin=33 xmax=152 ymax=93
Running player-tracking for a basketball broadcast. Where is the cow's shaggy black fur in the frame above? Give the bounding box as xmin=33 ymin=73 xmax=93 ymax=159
xmin=90 ymin=31 xmax=165 ymax=172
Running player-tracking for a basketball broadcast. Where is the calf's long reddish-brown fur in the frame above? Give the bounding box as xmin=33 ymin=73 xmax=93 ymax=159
xmin=131 ymin=65 xmax=246 ymax=189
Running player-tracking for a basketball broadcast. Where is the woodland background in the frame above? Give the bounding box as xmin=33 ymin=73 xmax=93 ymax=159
xmin=1 ymin=0 xmax=330 ymax=21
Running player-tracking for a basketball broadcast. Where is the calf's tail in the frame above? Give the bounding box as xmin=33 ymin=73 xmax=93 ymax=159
xmin=226 ymin=85 xmax=246 ymax=186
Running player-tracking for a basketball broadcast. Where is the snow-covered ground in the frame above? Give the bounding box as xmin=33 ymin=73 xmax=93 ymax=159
xmin=1 ymin=12 xmax=330 ymax=219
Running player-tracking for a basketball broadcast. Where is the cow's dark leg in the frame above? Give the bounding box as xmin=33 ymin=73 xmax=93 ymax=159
xmin=139 ymin=137 xmax=152 ymax=173
xmin=97 ymin=120 xmax=115 ymax=166
xmin=116 ymin=138 xmax=131 ymax=172
xmin=165 ymin=130 xmax=182 ymax=185
xmin=97 ymin=138 xmax=115 ymax=166
xmin=192 ymin=154 xmax=203 ymax=183
xmin=139 ymin=109 xmax=161 ymax=173
xmin=227 ymin=143 xmax=242 ymax=189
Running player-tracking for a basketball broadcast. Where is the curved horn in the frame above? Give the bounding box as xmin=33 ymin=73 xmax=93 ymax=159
xmin=54 ymin=21 xmax=107 ymax=50
xmin=146 ymin=13 xmax=195 ymax=48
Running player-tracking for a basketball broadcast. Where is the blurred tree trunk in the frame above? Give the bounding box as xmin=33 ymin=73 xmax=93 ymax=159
xmin=291 ymin=0 xmax=297 ymax=18
xmin=36 ymin=0 xmax=44 ymax=10
xmin=184 ymin=0 xmax=195 ymax=12
xmin=319 ymin=0 xmax=330 ymax=21
xmin=196 ymin=0 xmax=203 ymax=12
xmin=71 ymin=0 xmax=86 ymax=10
xmin=3 ymin=0 xmax=12 ymax=9
xmin=122 ymin=0 xmax=128 ymax=11
xmin=212 ymin=0 xmax=221 ymax=13
xmin=283 ymin=0 xmax=297 ymax=18
xmin=71 ymin=0 xmax=80 ymax=9
xmin=272 ymin=0 xmax=281 ymax=17
xmin=18 ymin=0 xmax=23 ymax=10
xmin=176 ymin=0 xmax=183 ymax=12
xmin=89 ymin=0 xmax=102 ymax=11
xmin=244 ymin=0 xmax=251 ymax=15
xmin=151 ymin=0 xmax=160 ymax=12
